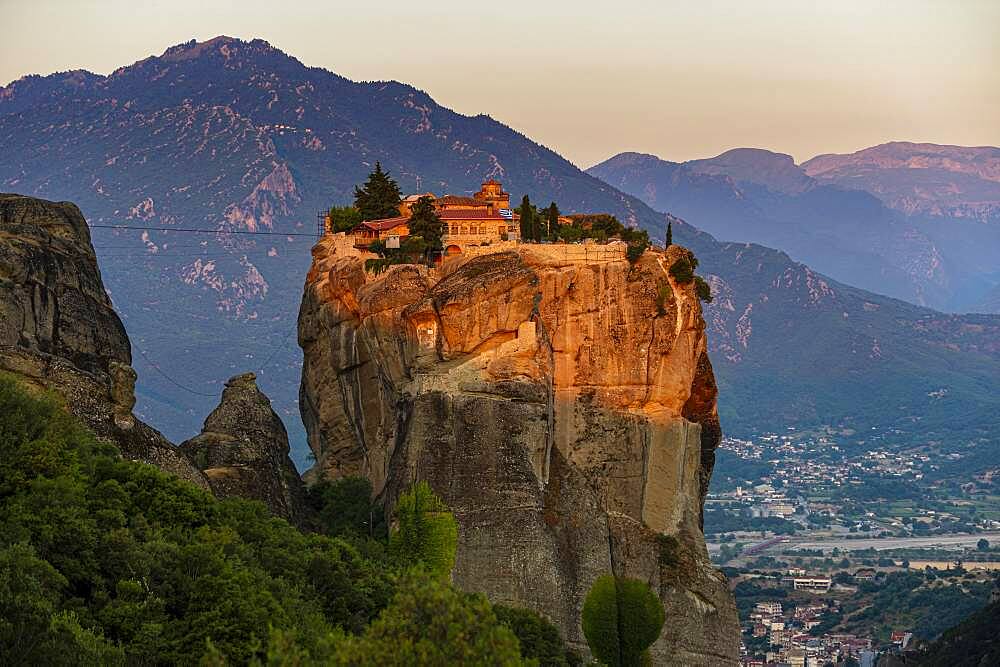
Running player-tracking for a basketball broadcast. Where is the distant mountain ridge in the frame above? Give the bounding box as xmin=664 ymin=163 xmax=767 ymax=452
xmin=803 ymin=141 xmax=1000 ymax=223
xmin=589 ymin=147 xmax=1000 ymax=313
xmin=2 ymin=37 xmax=998 ymax=468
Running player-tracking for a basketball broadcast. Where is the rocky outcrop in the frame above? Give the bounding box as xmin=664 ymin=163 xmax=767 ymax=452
xmin=298 ymin=237 xmax=740 ymax=664
xmin=180 ymin=372 xmax=308 ymax=525
xmin=0 ymin=193 xmax=208 ymax=488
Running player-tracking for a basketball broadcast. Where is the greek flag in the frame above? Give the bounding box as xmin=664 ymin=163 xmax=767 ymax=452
xmin=500 ymin=208 xmax=513 ymax=219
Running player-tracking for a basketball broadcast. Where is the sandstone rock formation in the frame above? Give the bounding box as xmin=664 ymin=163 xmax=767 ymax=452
xmin=299 ymin=237 xmax=740 ymax=664
xmin=0 ymin=193 xmax=208 ymax=488
xmin=180 ymin=372 xmax=308 ymax=525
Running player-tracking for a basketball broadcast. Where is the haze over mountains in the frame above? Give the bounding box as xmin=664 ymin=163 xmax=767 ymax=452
xmin=589 ymin=146 xmax=1000 ymax=314
xmin=2 ymin=36 xmax=998 ymax=467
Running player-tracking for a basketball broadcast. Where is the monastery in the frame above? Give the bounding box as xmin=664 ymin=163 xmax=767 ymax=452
xmin=344 ymin=179 xmax=521 ymax=257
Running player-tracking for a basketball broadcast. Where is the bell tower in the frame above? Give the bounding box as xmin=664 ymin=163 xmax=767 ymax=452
xmin=475 ymin=178 xmax=510 ymax=213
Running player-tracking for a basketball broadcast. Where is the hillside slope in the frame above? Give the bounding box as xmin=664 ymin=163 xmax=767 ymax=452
xmin=589 ymin=150 xmax=1000 ymax=312
xmin=2 ymin=37 xmax=998 ymax=465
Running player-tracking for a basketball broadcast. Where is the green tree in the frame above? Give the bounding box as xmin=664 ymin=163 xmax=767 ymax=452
xmin=494 ymin=604 xmax=576 ymax=666
xmin=694 ymin=276 xmax=713 ymax=303
xmin=668 ymin=255 xmax=696 ymax=284
xmin=354 ymin=162 xmax=402 ymax=221
xmin=308 ymin=476 xmax=383 ymax=540
xmin=0 ymin=543 xmax=122 ymax=665
xmin=519 ymin=195 xmax=534 ymax=242
xmin=977 ymin=538 xmax=990 ymax=551
xmin=0 ymin=373 xmax=394 ymax=664
xmin=406 ymin=196 xmax=444 ymax=259
xmin=665 ymin=221 xmax=673 ymax=247
xmin=545 ymin=202 xmax=560 ymax=241
xmin=581 ymin=575 xmax=665 ymax=667
xmin=388 ymin=481 xmax=458 ymax=577
xmin=328 ymin=206 xmax=363 ymax=233
xmin=332 ymin=572 xmax=525 ymax=666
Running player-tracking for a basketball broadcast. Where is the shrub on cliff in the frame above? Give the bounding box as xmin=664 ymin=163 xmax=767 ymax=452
xmin=694 ymin=275 xmax=713 ymax=303
xmin=668 ymin=255 xmax=696 ymax=284
xmin=582 ymin=575 xmax=665 ymax=667
xmin=623 ymin=227 xmax=650 ymax=264
xmin=388 ymin=481 xmax=458 ymax=577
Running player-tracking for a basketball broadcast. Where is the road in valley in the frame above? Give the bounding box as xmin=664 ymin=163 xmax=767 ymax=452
xmin=715 ymin=531 xmax=1000 ymax=556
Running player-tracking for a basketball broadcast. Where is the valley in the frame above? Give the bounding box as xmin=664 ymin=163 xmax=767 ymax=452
xmin=3 ymin=25 xmax=999 ymax=666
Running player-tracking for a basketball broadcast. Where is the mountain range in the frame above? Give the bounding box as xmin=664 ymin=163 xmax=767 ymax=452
xmin=2 ymin=36 xmax=998 ymax=468
xmin=588 ymin=147 xmax=1000 ymax=313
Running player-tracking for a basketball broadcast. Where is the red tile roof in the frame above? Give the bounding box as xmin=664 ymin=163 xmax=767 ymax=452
xmin=359 ymin=216 xmax=409 ymax=231
xmin=359 ymin=208 xmax=519 ymax=231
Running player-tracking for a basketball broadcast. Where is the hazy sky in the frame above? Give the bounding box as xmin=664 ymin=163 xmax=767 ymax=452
xmin=2 ymin=0 xmax=998 ymax=167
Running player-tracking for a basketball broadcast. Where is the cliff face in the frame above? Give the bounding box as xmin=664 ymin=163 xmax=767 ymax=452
xmin=299 ymin=238 xmax=740 ymax=664
xmin=180 ymin=372 xmax=308 ymax=525
xmin=0 ymin=193 xmax=207 ymax=487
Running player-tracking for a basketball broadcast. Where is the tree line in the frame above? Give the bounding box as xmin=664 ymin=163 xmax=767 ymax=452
xmin=0 ymin=372 xmax=672 ymax=665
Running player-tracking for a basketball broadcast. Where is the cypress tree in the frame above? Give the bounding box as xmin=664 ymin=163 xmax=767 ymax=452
xmin=546 ymin=202 xmax=560 ymax=241
xmin=666 ymin=220 xmax=673 ymax=247
xmin=519 ymin=195 xmax=533 ymax=242
xmin=582 ymin=575 xmax=665 ymax=667
xmin=354 ymin=162 xmax=402 ymax=221
xmin=407 ymin=195 xmax=444 ymax=260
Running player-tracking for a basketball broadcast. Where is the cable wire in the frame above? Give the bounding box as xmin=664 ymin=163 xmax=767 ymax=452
xmin=89 ymin=224 xmax=317 ymax=237
xmin=132 ymin=344 xmax=218 ymax=397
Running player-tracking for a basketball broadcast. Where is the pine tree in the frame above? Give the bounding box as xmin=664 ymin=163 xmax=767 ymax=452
xmin=354 ymin=162 xmax=402 ymax=221
xmin=666 ymin=220 xmax=673 ymax=247
xmin=407 ymin=195 xmax=444 ymax=259
xmin=519 ymin=195 xmax=534 ymax=242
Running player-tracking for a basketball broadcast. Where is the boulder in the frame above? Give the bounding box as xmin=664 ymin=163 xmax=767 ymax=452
xmin=181 ymin=372 xmax=308 ymax=525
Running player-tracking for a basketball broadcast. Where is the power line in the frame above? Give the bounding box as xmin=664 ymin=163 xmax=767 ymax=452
xmin=89 ymin=224 xmax=317 ymax=237
xmin=256 ymin=330 xmax=296 ymax=376
xmin=132 ymin=344 xmax=218 ymax=397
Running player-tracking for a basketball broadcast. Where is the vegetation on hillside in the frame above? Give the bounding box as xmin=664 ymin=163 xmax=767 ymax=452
xmin=915 ymin=598 xmax=1000 ymax=667
xmin=0 ymin=373 xmax=575 ymax=665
